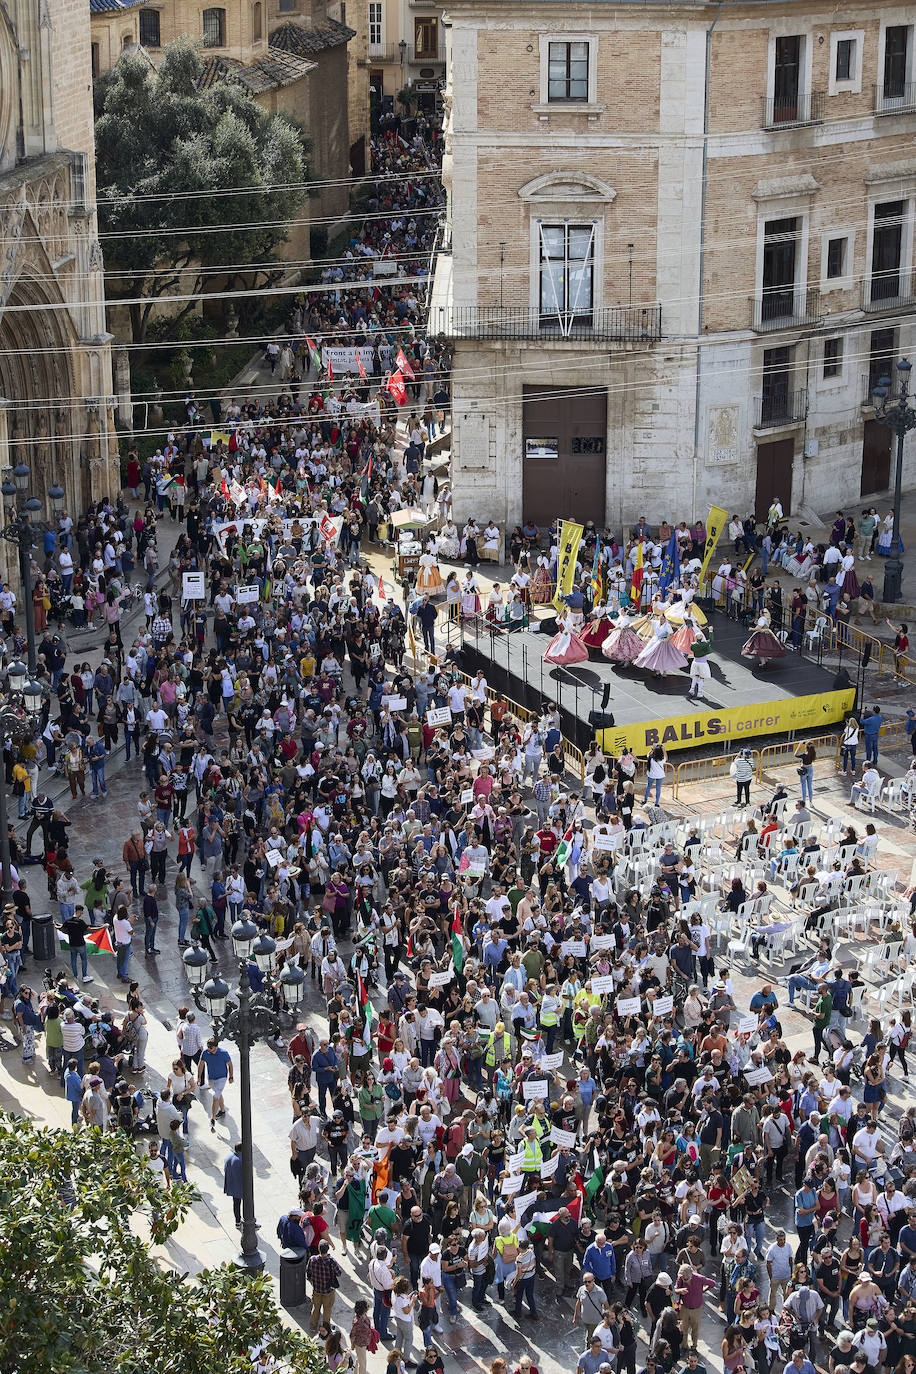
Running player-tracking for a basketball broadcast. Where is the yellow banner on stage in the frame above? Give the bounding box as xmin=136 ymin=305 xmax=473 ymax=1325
xmin=698 ymin=505 xmax=729 ymax=584
xmin=597 ymin=689 xmax=855 ymax=757
xmin=552 ymin=520 xmax=584 ymax=612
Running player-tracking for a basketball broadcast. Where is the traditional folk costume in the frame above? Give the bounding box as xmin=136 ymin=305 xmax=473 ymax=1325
xmin=416 ymin=548 xmax=445 ymax=599
xmin=581 ymin=604 xmax=615 ymax=651
xmin=634 ymin=614 xmax=689 ymax=675
xmin=602 ymin=613 xmax=646 ymax=664
xmin=530 ymin=555 xmax=553 ymax=605
xmin=543 ymin=614 xmax=589 ymax=666
xmin=741 ymin=610 xmax=787 ymax=666
xmin=687 ymin=626 xmax=714 ymax=698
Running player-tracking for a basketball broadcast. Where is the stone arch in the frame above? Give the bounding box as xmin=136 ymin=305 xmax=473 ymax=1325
xmin=0 ymin=6 xmax=17 ymax=171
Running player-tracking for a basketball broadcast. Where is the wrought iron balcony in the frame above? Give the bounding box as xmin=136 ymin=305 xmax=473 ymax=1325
xmin=874 ymin=82 xmax=916 ymax=115
xmin=749 ymin=286 xmax=819 ymax=332
xmin=862 ymin=269 xmax=916 ymax=313
xmin=429 ymin=304 xmax=663 ymax=342
xmin=761 ymin=90 xmax=825 ymax=128
xmin=755 ymin=387 xmax=808 ymax=429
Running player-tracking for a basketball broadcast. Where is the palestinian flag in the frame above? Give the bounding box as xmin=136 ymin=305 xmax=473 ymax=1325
xmin=527 ymin=1209 xmax=558 ymax=1239
xmin=306 ymin=337 xmax=322 ymax=373
xmin=58 ymin=926 xmax=115 ymax=957
xmin=555 ymin=825 xmax=574 ymax=869
xmin=583 ymin=1164 xmax=606 ymax=1211
xmin=357 ymin=972 xmax=375 ymax=1031
xmin=451 ymin=905 xmax=464 ymax=975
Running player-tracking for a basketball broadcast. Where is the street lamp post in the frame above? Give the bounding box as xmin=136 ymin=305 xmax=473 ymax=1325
xmin=0 ymin=662 xmax=44 ymax=905
xmin=872 ymin=358 xmax=916 ymax=604
xmin=0 ymin=463 xmax=65 ymax=674
xmin=183 ymin=921 xmax=306 ymax=1272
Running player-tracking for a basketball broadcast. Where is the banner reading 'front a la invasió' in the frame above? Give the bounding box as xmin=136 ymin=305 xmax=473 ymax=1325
xmin=698 ymin=505 xmax=729 ymax=585
xmin=552 ymin=520 xmax=584 ymax=612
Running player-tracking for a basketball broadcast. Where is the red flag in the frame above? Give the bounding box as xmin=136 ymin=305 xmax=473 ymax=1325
xmin=274 ymin=471 xmax=282 ymax=496
xmin=357 ymin=355 xmax=367 ymax=382
xmin=85 ymin=926 xmax=115 ymax=955
xmin=387 ymin=370 xmax=407 ymax=406
xmin=221 ymin=476 xmax=230 ymax=500
xmin=228 ymin=430 xmax=238 ymax=453
xmin=376 ymin=576 xmax=387 ymax=603
xmin=396 ymin=348 xmax=416 ymax=381
xmin=328 ymin=364 xmax=334 ymax=382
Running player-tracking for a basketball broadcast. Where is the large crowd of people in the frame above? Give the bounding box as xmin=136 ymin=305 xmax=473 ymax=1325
xmin=2 ymin=115 xmax=916 ymax=1374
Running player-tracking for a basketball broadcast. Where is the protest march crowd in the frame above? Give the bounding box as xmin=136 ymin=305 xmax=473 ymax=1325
xmin=2 ymin=112 xmax=916 ymax=1374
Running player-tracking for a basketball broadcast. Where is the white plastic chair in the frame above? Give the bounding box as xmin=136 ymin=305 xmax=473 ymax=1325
xmin=805 ymin=615 xmax=828 ymax=651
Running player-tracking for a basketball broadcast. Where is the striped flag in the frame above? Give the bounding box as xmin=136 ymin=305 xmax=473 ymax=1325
xmin=630 ymin=539 xmax=644 ymax=606
xmin=451 ymin=904 xmax=464 ymax=975
xmin=306 ymin=337 xmax=322 ymax=373
xmin=357 ymin=971 xmax=374 ymax=1031
xmin=555 ymin=824 xmax=574 ymax=869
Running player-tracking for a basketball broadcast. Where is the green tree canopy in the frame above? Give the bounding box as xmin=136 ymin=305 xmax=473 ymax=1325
xmin=0 ymin=1112 xmax=323 ymax=1374
xmin=94 ymin=39 xmax=308 ymax=342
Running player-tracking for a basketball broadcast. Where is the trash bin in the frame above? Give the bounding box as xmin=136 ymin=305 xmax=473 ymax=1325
xmin=31 ymin=913 xmax=57 ymax=963
xmin=278 ymin=1248 xmax=308 ymax=1308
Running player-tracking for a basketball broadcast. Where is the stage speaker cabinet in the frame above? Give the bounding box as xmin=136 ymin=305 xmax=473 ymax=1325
xmin=588 ymin=709 xmax=616 ymax=729
xmin=832 ymin=668 xmax=852 ymax=690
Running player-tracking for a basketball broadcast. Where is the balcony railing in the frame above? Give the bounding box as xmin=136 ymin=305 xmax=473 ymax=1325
xmin=411 ymin=45 xmax=444 ymax=62
xmin=755 ymin=387 xmax=808 ymax=430
xmin=430 ymin=304 xmax=663 ymax=342
xmin=874 ymin=82 xmax=916 ymax=114
xmin=749 ymin=286 xmax=819 ymax=332
xmin=761 ymin=90 xmax=824 ymax=128
xmin=862 ymin=269 xmax=916 ymax=312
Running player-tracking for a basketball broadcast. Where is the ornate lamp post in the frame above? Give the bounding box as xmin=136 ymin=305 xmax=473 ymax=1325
xmin=872 ymin=358 xmax=916 ymax=604
xmin=0 ymin=463 xmax=64 ymax=672
xmin=182 ymin=920 xmax=306 ymax=1271
xmin=0 ymin=662 xmax=44 ymax=903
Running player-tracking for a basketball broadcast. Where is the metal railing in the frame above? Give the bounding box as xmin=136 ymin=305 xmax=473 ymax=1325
xmin=862 ymin=269 xmax=916 ymax=313
xmin=428 ymin=303 xmax=663 ymax=343
xmin=672 ymin=750 xmax=761 ymax=800
xmin=761 ymin=90 xmax=825 ymax=128
xmin=756 ymin=734 xmax=843 ymax=776
xmin=754 ymin=387 xmax=808 ymax=429
xmin=874 ymin=82 xmax=916 ymax=114
xmin=750 ymin=287 xmax=819 ymax=332
xmin=412 ymin=45 xmax=445 ymax=63
xmin=450 ymin=664 xmax=587 ymax=784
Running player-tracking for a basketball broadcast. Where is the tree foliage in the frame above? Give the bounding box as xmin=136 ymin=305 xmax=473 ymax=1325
xmin=0 ymin=1113 xmax=324 ymax=1374
xmin=94 ymin=39 xmax=308 ymax=342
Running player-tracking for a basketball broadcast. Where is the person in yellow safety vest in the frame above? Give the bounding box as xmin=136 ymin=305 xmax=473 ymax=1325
xmin=485 ymin=1022 xmax=512 ymax=1069
xmin=520 ymin=1126 xmax=543 ymax=1174
xmin=529 ymin=1102 xmax=549 ymax=1138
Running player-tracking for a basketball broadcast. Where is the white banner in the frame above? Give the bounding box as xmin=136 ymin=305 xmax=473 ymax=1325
xmin=321 ymin=344 xmax=376 ymax=375
xmin=549 ymin=1126 xmax=577 ymax=1149
xmin=522 ymin=1079 xmax=549 ymax=1101
xmin=460 ymin=789 xmax=474 ymax=804
xmin=507 ymin=1150 xmax=525 ymax=1174
xmin=561 ymin=940 xmax=587 ymax=958
xmin=501 ymin=1174 xmax=524 ymax=1195
xmin=743 ymin=1066 xmax=773 ymax=1086
xmin=653 ymin=994 xmax=674 ymax=1017
xmin=382 ymin=695 xmax=408 ymax=710
xmin=541 ymin=1052 xmax=564 ymax=1070
xmin=737 ymin=1015 xmax=759 ymax=1036
xmin=426 ymin=707 xmax=453 ymax=727
xmin=589 ymin=934 xmax=616 ymax=952
xmin=590 ymin=975 xmax=615 ymax=994
xmin=235 ymin=584 xmax=259 ymax=605
xmin=616 ymin=995 xmax=642 ymax=1016
xmin=592 ymin=833 xmax=617 ymax=851
xmin=513 ymin=1191 xmax=538 ymax=1220
xmin=428 ymin=971 xmax=452 ymax=988
xmin=540 ymin=1153 xmax=559 ymax=1178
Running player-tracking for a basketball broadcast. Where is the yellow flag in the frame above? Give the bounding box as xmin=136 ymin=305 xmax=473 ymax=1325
xmin=698 ymin=505 xmax=729 ymax=584
xmin=551 ymin=520 xmax=584 ymax=612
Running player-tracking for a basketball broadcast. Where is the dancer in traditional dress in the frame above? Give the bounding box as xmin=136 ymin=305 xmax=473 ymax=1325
xmin=671 ymin=614 xmax=699 ymax=656
xmin=634 ymin=612 xmax=689 ymax=675
xmin=543 ymin=613 xmax=589 ymax=666
xmin=581 ymin=603 xmax=615 ymax=651
xmin=837 ymin=547 xmax=859 ymax=598
xmin=485 ymin=584 xmax=505 ymax=624
xmin=741 ymin=608 xmax=787 ymax=667
xmin=416 ymin=543 xmax=445 ymax=599
xmin=481 ymin=522 xmax=501 ymax=559
xmin=509 ymin=565 xmax=531 ymax=609
xmin=602 ymin=612 xmax=646 ymax=664
xmin=438 ymin=519 xmax=460 ymax=559
xmin=530 ymin=554 xmax=553 ymax=605
xmin=461 ymin=568 xmax=481 ymax=616
xmin=876 ymin=510 xmax=895 ymax=557
xmin=445 ymin=571 xmax=461 ymax=622
xmin=687 ymin=626 xmax=714 ymax=699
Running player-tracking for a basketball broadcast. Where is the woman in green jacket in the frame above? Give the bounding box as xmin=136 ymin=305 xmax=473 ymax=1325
xmin=358 ymin=1070 xmax=384 ymax=1142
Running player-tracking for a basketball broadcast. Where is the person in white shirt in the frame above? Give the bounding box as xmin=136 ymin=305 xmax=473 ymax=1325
xmin=419 ymin=1243 xmax=442 ymax=1288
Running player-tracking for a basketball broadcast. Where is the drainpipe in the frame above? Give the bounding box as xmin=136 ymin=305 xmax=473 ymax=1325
xmin=691 ymin=2 xmax=724 ymax=517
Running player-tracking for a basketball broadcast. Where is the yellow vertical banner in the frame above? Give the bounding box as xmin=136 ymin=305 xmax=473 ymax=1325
xmin=552 ymin=520 xmax=584 ymax=612
xmin=698 ymin=505 xmax=729 ymax=584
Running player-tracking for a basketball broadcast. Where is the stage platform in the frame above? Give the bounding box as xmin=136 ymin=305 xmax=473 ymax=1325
xmin=455 ymin=609 xmax=855 ymax=756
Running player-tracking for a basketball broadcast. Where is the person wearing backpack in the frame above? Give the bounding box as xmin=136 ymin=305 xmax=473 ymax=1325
xmin=191 ymin=900 xmax=216 ymax=959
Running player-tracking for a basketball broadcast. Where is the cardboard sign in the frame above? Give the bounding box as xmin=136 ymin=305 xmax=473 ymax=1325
xmin=522 ymin=1079 xmax=549 ymax=1101
xmin=541 ymin=1052 xmax=564 ymax=1070
xmin=428 ymin=971 xmax=452 ymax=988
xmin=616 ymin=995 xmax=642 ymax=1016
xmin=265 ymin=849 xmax=282 ymax=868
xmin=590 ymin=975 xmax=615 ymax=994
xmin=540 ymin=1153 xmax=559 ymax=1178
xmin=743 ymin=1066 xmax=773 ymax=1086
xmin=737 ymin=1015 xmax=759 ymax=1036
xmin=426 ymin=706 xmax=452 ymax=727
xmin=501 ymin=1174 xmax=524 ymax=1195
xmin=549 ymin=1126 xmax=577 ymax=1149
xmin=182 ymin=572 xmax=205 ymax=599
xmin=561 ymin=940 xmax=587 ymax=958
xmin=592 ymin=832 xmax=617 ymax=851
xmin=513 ymin=1191 xmax=538 ymax=1220
xmin=235 ymin=584 xmax=259 ymax=604
xmin=507 ymin=1150 xmax=525 ymax=1173
xmin=652 ymin=994 xmax=674 ymax=1017
xmin=382 ymin=695 xmax=408 ymax=710
xmin=460 ymin=789 xmax=474 ymax=805
xmin=589 ymin=934 xmax=616 ymax=952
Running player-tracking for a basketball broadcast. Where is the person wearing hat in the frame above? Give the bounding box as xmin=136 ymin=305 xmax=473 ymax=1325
xmin=851 ymin=1318 xmax=887 ymax=1374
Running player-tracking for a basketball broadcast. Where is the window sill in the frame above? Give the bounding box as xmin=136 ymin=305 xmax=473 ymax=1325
xmin=531 ymin=102 xmax=605 ymax=121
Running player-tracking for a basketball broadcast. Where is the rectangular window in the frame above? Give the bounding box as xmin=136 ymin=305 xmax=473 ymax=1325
xmin=368 ymin=2 xmax=381 ymax=48
xmin=826 ymin=237 xmax=846 ymax=279
xmin=548 ymin=41 xmax=589 ymax=102
xmin=872 ymin=200 xmax=906 ymax=302
xmin=761 ymin=345 xmax=792 ymax=425
xmin=278 ymin=0 xmax=294 ymax=9
xmin=762 ymin=217 xmax=798 ymax=322
xmin=773 ymin=35 xmax=802 ymax=122
xmin=202 ymin=7 xmax=225 ymax=47
xmin=823 ymin=338 xmax=843 ymax=378
xmin=414 ymin=18 xmax=438 ymax=59
xmin=868 ymin=327 xmax=896 ymax=394
xmin=91 ymin=41 xmax=100 ymax=78
xmin=835 ymin=38 xmax=853 ymax=81
xmin=140 ymin=9 xmax=160 ymax=45
xmin=539 ymin=222 xmax=595 ymax=327
xmin=884 ymin=25 xmax=909 ymax=99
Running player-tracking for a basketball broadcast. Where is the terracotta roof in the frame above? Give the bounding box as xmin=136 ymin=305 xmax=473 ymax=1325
xmin=269 ymin=19 xmax=356 ymax=57
xmin=198 ymin=50 xmax=316 ymax=94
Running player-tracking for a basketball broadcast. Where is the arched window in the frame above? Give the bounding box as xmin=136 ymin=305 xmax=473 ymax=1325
xmin=202 ymin=7 xmax=225 ymax=47
xmin=252 ymin=1 xmax=262 ymax=40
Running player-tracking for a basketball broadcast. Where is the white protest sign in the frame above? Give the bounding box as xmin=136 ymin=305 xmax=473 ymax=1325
xmin=321 ymin=343 xmax=375 ymax=375
xmin=522 ymin=1079 xmax=549 ymax=1101
xmin=501 ymin=1174 xmax=524 ymax=1195
xmin=507 ymin=1150 xmax=525 ymax=1173
xmin=182 ymin=572 xmax=205 ymax=600
xmin=590 ymin=975 xmax=615 ymax=994
xmin=617 ymin=995 xmax=642 ymax=1016
xmin=737 ymin=1015 xmax=759 ymax=1036
xmin=541 ymin=1052 xmax=564 ymax=1070
xmin=561 ymin=940 xmax=587 ymax=958
xmin=235 ymin=584 xmax=259 ymax=605
xmin=264 ymin=849 xmax=281 ymax=868
xmin=382 ymin=695 xmax=408 ymax=710
xmin=426 ymin=706 xmax=453 ymax=727
xmin=652 ymin=995 xmax=674 ymax=1017
xmin=513 ymin=1190 xmax=538 ymax=1220
xmin=743 ymin=1066 xmax=773 ymax=1086
xmin=592 ymin=832 xmax=617 ymax=851
xmin=460 ymin=789 xmax=474 ymax=805
xmin=540 ymin=1153 xmax=559 ymax=1178
xmin=589 ymin=934 xmax=616 ymax=952
xmin=428 ymin=971 xmax=452 ymax=988
xmin=549 ymin=1126 xmax=577 ymax=1149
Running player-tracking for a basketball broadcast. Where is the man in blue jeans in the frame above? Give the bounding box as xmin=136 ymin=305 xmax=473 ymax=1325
xmin=59 ymin=906 xmax=93 ymax=984
xmin=513 ymin=1235 xmax=538 ymax=1318
xmin=369 ymin=1248 xmax=394 ymax=1338
xmin=862 ymin=705 xmax=884 ymax=764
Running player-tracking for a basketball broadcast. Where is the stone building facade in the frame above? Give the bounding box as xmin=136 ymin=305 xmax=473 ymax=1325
xmin=0 ymin=0 xmax=120 ymax=534
xmin=430 ymin=0 xmax=916 ymax=532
